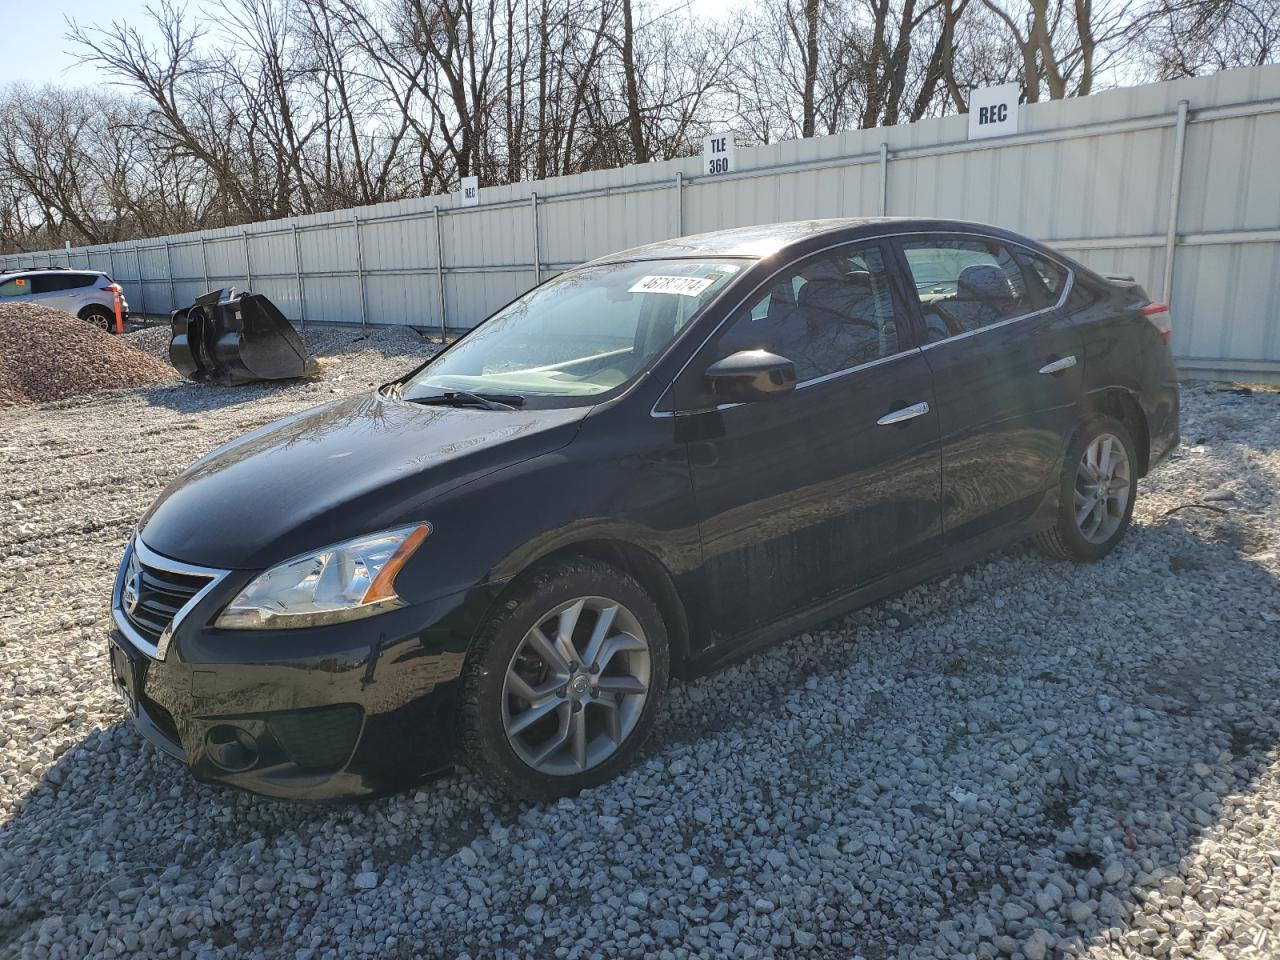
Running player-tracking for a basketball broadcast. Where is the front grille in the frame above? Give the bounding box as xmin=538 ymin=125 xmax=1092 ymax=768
xmin=122 ymin=549 xmax=215 ymax=649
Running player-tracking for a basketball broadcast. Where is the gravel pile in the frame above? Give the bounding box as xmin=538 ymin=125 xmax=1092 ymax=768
xmin=0 ymin=368 xmax=1277 ymax=960
xmin=120 ymin=324 xmax=174 ymax=361
xmin=0 ymin=304 xmax=175 ymax=407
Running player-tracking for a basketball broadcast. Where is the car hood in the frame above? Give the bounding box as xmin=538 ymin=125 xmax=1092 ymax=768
xmin=138 ymin=391 xmax=588 ymax=570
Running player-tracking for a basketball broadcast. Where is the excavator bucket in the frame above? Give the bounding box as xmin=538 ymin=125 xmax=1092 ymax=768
xmin=170 ymin=288 xmax=317 ymax=386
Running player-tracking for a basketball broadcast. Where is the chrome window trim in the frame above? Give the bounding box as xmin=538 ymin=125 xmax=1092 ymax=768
xmin=651 ymin=346 xmax=923 ymax=418
xmin=112 ymin=536 xmax=230 ymax=661
xmin=794 ymin=345 xmax=920 ymax=389
xmin=917 ymin=292 xmax=1066 ymax=349
xmin=650 ymin=228 xmax=1073 ymax=419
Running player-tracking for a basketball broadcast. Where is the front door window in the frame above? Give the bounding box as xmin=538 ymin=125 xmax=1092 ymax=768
xmin=715 ymin=242 xmax=901 ymax=382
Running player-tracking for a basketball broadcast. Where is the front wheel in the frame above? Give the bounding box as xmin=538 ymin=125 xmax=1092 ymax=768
xmin=1036 ymin=415 xmax=1138 ymax=562
xmin=459 ymin=557 xmax=669 ymax=800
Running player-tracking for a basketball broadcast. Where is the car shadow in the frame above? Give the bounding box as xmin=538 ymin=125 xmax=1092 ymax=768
xmin=1 ymin=512 xmax=1276 ymax=957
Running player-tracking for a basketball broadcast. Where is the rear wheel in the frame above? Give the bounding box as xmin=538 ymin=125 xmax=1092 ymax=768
xmin=459 ymin=557 xmax=669 ymax=800
xmin=80 ymin=306 xmax=115 ymax=332
xmin=1036 ymin=416 xmax=1137 ymax=562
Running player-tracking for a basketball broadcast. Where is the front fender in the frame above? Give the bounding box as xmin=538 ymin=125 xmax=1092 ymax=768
xmin=393 ymin=403 xmax=700 ymax=620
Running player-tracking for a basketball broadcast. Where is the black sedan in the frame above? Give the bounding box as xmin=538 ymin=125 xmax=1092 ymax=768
xmin=109 ymin=218 xmax=1180 ymax=800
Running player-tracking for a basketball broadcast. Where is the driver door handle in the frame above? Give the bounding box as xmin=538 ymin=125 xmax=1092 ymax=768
xmin=877 ymin=401 xmax=930 ymax=426
xmin=1039 ymin=355 xmax=1077 ymax=375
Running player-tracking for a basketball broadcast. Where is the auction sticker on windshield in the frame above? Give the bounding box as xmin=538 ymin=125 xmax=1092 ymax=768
xmin=628 ymin=275 xmax=717 ymax=297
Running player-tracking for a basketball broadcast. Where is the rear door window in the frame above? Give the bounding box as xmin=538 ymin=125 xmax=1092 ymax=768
xmin=899 ymin=237 xmax=1034 ymax=343
xmin=1014 ymin=250 xmax=1071 ymax=309
xmin=31 ymin=274 xmax=76 ymax=294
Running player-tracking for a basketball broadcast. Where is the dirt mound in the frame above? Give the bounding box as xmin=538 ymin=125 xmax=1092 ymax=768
xmin=0 ymin=303 xmax=175 ymax=407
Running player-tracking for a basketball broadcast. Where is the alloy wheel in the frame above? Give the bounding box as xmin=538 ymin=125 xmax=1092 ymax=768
xmin=501 ymin=596 xmax=651 ymax=776
xmin=1073 ymin=433 xmax=1131 ymax=544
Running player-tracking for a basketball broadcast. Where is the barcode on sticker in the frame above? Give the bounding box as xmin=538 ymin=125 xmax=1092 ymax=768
xmin=628 ymin=276 xmax=716 ymax=297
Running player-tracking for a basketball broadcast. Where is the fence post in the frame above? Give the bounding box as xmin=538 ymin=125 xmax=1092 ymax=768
xmin=531 ymin=193 xmax=542 ymax=285
xmin=164 ymin=239 xmax=176 ymax=314
xmin=200 ymin=237 xmax=209 ymax=291
xmin=134 ymin=245 xmax=146 ymax=318
xmin=243 ymin=231 xmax=252 ymax=291
xmin=879 ymin=143 xmax=889 ymax=216
xmin=353 ymin=214 xmax=368 ymax=327
xmin=434 ymin=206 xmax=447 ymax=340
xmin=292 ymin=223 xmax=306 ymax=327
xmin=1162 ymin=100 xmax=1190 ymax=307
xmin=108 ymin=248 xmax=116 ymax=287
xmin=675 ymin=172 xmax=684 ymax=236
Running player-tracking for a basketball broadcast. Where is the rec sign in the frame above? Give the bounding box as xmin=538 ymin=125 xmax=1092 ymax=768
xmin=967 ymin=83 xmax=1020 ymax=140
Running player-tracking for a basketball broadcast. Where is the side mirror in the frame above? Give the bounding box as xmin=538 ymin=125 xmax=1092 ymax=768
xmin=704 ymin=349 xmax=796 ymax=403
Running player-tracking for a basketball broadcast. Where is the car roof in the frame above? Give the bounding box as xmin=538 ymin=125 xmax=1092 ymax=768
xmin=587 ymin=217 xmax=1023 ymax=264
xmin=0 ymin=268 xmax=103 ymax=278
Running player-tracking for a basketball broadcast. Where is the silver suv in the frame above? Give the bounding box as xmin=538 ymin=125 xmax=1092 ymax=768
xmin=0 ymin=267 xmax=130 ymax=332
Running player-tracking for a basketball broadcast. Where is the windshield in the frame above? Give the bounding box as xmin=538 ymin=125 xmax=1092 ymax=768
xmin=402 ymin=259 xmax=744 ymax=402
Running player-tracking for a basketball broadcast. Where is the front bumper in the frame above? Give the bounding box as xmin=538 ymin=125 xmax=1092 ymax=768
xmin=109 ymin=563 xmax=500 ymax=800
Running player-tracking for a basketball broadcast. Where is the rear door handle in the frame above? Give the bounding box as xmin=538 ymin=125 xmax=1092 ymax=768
xmin=1039 ymin=355 xmax=1077 ymax=375
xmin=877 ymin=401 xmax=930 ymax=426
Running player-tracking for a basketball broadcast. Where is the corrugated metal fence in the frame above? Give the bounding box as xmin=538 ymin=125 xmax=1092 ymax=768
xmin=4 ymin=65 xmax=1280 ymax=381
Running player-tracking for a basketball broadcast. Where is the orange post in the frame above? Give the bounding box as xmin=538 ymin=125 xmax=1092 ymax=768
xmin=113 ymin=286 xmax=124 ymax=334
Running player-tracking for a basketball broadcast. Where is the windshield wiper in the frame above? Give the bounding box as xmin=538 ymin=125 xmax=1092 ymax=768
xmin=409 ymin=390 xmax=524 ymax=411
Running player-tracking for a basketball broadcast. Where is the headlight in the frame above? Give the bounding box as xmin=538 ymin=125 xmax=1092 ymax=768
xmin=215 ymin=524 xmax=431 ymax=630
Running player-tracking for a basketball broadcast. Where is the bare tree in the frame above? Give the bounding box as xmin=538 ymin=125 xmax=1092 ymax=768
xmin=1140 ymin=0 xmax=1280 ymax=77
xmin=0 ymin=0 xmax=1273 ymax=254
xmin=69 ymin=2 xmax=269 ymax=219
xmin=909 ymin=0 xmax=974 ymax=117
xmin=979 ymin=0 xmax=1135 ymax=100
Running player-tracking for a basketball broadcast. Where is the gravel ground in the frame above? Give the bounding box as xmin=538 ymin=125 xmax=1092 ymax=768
xmin=120 ymin=321 xmax=437 ymax=365
xmin=0 ymin=345 xmax=1278 ymax=959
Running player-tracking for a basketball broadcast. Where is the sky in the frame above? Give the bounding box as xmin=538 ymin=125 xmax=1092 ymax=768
xmin=1 ymin=0 xmax=173 ymax=87
xmin=0 ymin=0 xmax=218 ymax=88
xmin=1 ymin=0 xmax=736 ymax=89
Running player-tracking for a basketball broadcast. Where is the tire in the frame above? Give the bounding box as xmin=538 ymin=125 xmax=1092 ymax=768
xmin=459 ymin=557 xmax=669 ymax=800
xmin=1035 ymin=415 xmax=1138 ymax=562
xmin=80 ymin=306 xmax=115 ymax=333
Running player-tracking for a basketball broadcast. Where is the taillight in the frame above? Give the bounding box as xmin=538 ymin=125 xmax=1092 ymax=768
xmin=1141 ymin=302 xmax=1171 ymax=344
xmin=102 ymin=283 xmax=122 ymax=293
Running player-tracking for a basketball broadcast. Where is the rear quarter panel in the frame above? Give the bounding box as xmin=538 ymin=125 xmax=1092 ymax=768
xmin=1075 ymin=279 xmax=1180 ymax=468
